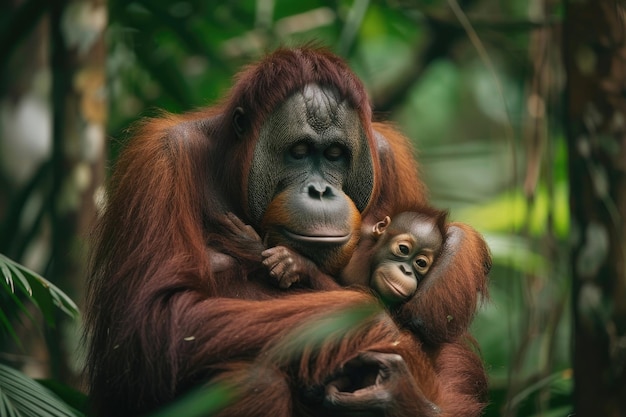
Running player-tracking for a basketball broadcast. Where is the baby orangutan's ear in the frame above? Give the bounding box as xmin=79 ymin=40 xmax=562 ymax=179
xmin=372 ymin=216 xmax=391 ymax=238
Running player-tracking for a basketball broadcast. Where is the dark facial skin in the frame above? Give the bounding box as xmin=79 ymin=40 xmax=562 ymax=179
xmin=344 ymin=212 xmax=444 ymax=304
xmin=248 ymin=84 xmax=370 ymax=272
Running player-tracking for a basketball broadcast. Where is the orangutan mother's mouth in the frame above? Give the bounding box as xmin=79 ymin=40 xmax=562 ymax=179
xmin=282 ymin=228 xmax=351 ymax=245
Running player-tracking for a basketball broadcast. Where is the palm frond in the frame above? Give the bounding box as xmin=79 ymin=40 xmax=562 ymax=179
xmin=0 ymin=363 xmax=83 ymax=417
xmin=0 ymin=254 xmax=79 ymax=342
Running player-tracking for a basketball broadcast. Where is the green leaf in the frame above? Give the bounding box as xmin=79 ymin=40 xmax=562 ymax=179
xmin=149 ymin=383 xmax=236 ymax=417
xmin=454 ymin=184 xmax=569 ymax=238
xmin=0 ymin=263 xmax=13 ymax=293
xmin=0 ymin=306 xmax=20 ymax=347
xmin=0 ymin=363 xmax=83 ymax=417
xmin=0 ymin=276 xmax=33 ymax=344
xmin=483 ymin=232 xmax=548 ymax=275
xmin=4 ymin=261 xmax=32 ymax=297
xmin=510 ymin=369 xmax=573 ymax=409
xmin=0 ymin=254 xmax=79 ymax=335
xmin=37 ymin=380 xmax=88 ymax=415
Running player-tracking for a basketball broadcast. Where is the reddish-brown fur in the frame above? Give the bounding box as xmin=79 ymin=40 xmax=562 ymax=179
xmin=394 ymin=221 xmax=491 ymax=345
xmin=85 ymin=47 xmax=488 ymax=417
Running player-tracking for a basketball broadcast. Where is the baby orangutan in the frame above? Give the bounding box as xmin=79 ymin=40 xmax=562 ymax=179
xmin=340 ymin=211 xmax=445 ymax=304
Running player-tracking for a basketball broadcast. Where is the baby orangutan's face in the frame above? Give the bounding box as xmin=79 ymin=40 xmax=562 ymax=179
xmin=369 ymin=214 xmax=442 ymax=304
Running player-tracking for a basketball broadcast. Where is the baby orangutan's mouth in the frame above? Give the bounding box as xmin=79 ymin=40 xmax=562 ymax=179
xmin=380 ymin=273 xmax=412 ymax=299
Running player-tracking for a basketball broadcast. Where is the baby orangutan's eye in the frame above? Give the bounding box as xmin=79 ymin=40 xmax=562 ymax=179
xmin=393 ymin=241 xmax=413 ymax=257
xmin=414 ymin=255 xmax=432 ymax=275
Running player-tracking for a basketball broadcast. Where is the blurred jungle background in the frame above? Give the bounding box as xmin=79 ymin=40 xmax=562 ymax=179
xmin=1 ymin=0 xmax=625 ymax=416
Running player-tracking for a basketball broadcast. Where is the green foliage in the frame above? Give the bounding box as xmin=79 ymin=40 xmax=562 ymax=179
xmin=149 ymin=383 xmax=236 ymax=417
xmin=37 ymin=380 xmax=88 ymax=416
xmin=396 ymin=60 xmax=461 ymax=144
xmin=0 ymin=255 xmax=83 ymax=417
xmin=0 ymin=254 xmax=79 ymax=345
xmin=0 ymin=363 xmax=84 ymax=417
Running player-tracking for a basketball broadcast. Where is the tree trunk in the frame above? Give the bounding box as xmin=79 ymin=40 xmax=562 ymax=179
xmin=49 ymin=0 xmax=107 ymax=386
xmin=563 ymin=1 xmax=626 ymax=415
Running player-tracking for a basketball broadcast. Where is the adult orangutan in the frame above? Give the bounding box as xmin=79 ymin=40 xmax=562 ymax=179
xmin=85 ymin=47 xmax=490 ymax=417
